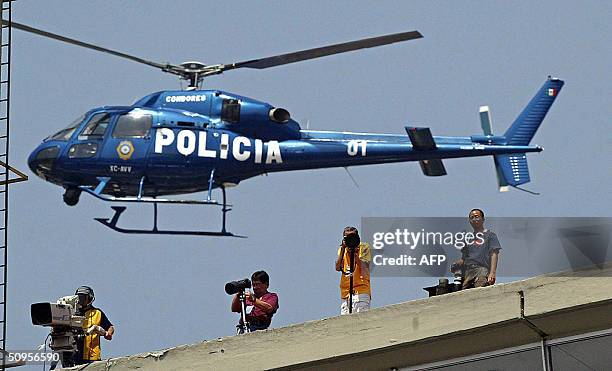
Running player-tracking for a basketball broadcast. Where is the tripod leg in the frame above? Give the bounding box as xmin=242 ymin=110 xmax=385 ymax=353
xmin=349 ymin=276 xmax=353 ymax=314
xmin=348 ymin=248 xmax=355 ymax=314
xmin=239 ymin=293 xmax=250 ymax=333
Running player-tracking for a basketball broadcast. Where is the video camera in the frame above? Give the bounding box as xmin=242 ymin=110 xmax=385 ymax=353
xmin=31 ymin=295 xmax=84 ymax=328
xmin=423 ymin=262 xmax=464 ymax=297
xmin=31 ymin=295 xmax=86 ymax=367
xmin=225 ymin=278 xmax=251 ymax=295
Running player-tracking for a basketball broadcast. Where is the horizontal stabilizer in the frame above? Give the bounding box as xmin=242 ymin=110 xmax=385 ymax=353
xmin=419 ymin=159 xmax=447 ymax=176
xmin=406 ymin=127 xmax=437 ymax=151
xmin=495 ymin=153 xmax=530 ymax=186
xmin=405 ymin=127 xmax=446 ymax=176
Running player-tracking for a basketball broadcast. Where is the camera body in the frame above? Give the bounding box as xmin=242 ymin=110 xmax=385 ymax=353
xmin=450 ymin=262 xmax=464 ymax=288
xmin=343 ymin=233 xmax=360 ymax=249
xmin=225 ymin=278 xmax=251 ymax=295
xmin=31 ymin=295 xmax=86 ymax=366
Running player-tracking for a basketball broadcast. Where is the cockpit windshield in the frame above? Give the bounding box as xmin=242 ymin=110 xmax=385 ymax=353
xmin=49 ymin=113 xmax=86 ymax=141
xmin=78 ymin=113 xmax=111 ymax=140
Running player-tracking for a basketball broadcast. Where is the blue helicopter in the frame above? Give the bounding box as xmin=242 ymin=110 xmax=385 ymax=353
xmin=9 ymin=21 xmax=563 ymax=236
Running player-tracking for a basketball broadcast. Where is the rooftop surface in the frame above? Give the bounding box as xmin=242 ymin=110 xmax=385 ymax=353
xmin=71 ymin=265 xmax=612 ymax=370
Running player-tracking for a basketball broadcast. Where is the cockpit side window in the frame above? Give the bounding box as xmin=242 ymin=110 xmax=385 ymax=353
xmin=50 ymin=114 xmax=86 ymax=141
xmin=79 ymin=113 xmax=111 ymax=140
xmin=112 ymin=113 xmax=152 ymax=138
xmin=221 ymin=99 xmax=240 ymax=123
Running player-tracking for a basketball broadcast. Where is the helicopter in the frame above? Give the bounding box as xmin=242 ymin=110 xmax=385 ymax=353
xmin=7 ymin=20 xmax=563 ymax=237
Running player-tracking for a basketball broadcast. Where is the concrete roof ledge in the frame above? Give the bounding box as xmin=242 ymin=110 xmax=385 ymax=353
xmin=74 ymin=264 xmax=612 ymax=370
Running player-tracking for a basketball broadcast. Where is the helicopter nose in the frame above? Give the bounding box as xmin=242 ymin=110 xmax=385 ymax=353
xmin=28 ymin=144 xmax=61 ymax=178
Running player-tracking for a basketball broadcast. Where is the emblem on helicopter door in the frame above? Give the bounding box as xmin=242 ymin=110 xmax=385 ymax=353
xmin=117 ymin=141 xmax=135 ymax=160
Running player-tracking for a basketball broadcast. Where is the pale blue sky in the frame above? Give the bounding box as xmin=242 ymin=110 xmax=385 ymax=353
xmin=6 ymin=1 xmax=611 ymax=366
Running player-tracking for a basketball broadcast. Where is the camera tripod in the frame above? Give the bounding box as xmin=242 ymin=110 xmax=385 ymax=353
xmin=48 ymin=327 xmax=85 ymax=369
xmin=346 ymin=245 xmax=357 ymax=314
xmin=235 ymin=291 xmax=251 ymax=334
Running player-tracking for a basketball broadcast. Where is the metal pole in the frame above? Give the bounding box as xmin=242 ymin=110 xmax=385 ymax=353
xmin=221 ymin=186 xmax=227 ymax=234
xmin=541 ymin=339 xmax=553 ymax=371
xmin=206 ymin=168 xmax=215 ymax=202
xmin=153 ymin=203 xmax=158 ymax=232
xmin=0 ymin=2 xmax=11 ymax=368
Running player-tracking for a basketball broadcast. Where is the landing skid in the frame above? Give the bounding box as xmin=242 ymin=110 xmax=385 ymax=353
xmin=95 ymin=206 xmax=243 ymax=237
xmin=83 ymin=182 xmax=243 ymax=237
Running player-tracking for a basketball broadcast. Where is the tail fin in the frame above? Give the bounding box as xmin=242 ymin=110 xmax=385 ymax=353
xmin=503 ymin=77 xmax=564 ymax=145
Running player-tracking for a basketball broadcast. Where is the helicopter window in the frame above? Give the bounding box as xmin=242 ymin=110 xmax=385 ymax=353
xmin=50 ymin=114 xmax=86 ymax=141
xmin=34 ymin=146 xmax=60 ymax=171
xmin=112 ymin=113 xmax=152 ymax=138
xmin=221 ymin=99 xmax=240 ymax=123
xmin=68 ymin=142 xmax=98 ymax=159
xmin=35 ymin=146 xmax=60 ymax=161
xmin=79 ymin=113 xmax=110 ymax=139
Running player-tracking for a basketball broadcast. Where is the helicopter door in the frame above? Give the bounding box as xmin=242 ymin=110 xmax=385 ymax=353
xmin=99 ymin=112 xmax=153 ymax=190
xmin=191 ymin=127 xmax=221 ymax=189
xmin=146 ymin=125 xmax=220 ymax=194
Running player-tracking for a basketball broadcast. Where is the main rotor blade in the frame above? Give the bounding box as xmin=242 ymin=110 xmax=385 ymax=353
xmin=226 ymin=30 xmax=423 ymax=70
xmin=2 ymin=20 xmax=177 ymax=72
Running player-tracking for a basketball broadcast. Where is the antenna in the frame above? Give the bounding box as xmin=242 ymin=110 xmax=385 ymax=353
xmin=343 ymin=167 xmax=360 ymax=189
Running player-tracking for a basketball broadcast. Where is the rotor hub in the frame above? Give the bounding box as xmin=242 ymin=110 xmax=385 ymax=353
xmin=180 ymin=61 xmax=207 ymax=72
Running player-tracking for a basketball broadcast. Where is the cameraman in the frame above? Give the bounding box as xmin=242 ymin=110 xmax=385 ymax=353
xmin=74 ymin=286 xmax=114 ymax=364
xmin=231 ymin=271 xmax=279 ymax=333
xmin=335 ymin=226 xmax=372 ymax=315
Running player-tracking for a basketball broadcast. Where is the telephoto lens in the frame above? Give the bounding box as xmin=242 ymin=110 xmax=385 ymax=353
xmin=225 ymin=278 xmax=251 ymax=295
